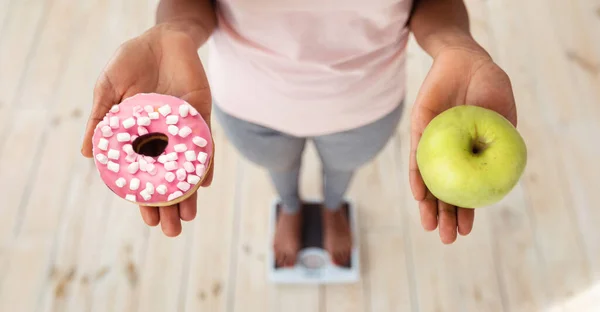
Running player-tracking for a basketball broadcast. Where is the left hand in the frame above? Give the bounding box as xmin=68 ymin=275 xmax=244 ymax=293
xmin=409 ymin=46 xmax=517 ymax=244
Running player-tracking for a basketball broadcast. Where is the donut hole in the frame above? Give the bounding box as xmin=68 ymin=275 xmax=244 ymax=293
xmin=132 ymin=133 xmax=169 ymax=157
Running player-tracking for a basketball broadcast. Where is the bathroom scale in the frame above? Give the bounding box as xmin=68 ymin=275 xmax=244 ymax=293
xmin=267 ymin=199 xmax=360 ymax=284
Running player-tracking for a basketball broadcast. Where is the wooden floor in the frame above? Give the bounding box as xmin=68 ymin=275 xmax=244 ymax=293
xmin=0 ymin=0 xmax=599 ymax=311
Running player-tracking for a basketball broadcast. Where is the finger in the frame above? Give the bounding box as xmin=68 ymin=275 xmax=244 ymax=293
xmin=159 ymin=205 xmax=182 ymax=237
xmin=81 ymin=74 xmax=119 ymax=158
xmin=419 ymin=190 xmax=438 ymax=231
xmin=139 ymin=206 xmax=160 ymax=226
xmin=179 ymin=192 xmax=197 ymax=221
xmin=438 ymin=201 xmax=458 ymax=244
xmin=457 ymin=208 xmax=475 ymax=236
xmin=409 ymin=118 xmax=427 ymax=201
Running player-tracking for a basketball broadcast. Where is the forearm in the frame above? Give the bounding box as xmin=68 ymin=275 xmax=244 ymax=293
xmin=156 ymin=0 xmax=217 ymax=47
xmin=409 ymin=0 xmax=487 ymax=58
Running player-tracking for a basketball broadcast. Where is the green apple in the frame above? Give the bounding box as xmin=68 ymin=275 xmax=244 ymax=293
xmin=416 ymin=105 xmax=527 ymax=208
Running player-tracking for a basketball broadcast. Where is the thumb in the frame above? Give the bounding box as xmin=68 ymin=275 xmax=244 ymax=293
xmin=81 ymin=74 xmax=118 ymax=158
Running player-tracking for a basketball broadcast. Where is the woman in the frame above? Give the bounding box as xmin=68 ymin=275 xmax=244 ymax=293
xmin=81 ymin=0 xmax=517 ymax=267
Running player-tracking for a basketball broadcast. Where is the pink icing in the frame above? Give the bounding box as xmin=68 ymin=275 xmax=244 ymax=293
xmin=92 ymin=93 xmax=213 ymax=204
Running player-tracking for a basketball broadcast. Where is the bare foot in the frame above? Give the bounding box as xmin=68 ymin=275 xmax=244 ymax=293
xmin=273 ymin=205 xmax=302 ymax=267
xmin=322 ymin=204 xmax=353 ymax=266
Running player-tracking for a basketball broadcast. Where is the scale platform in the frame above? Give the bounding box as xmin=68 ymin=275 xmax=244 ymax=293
xmin=267 ymin=199 xmax=360 ymax=284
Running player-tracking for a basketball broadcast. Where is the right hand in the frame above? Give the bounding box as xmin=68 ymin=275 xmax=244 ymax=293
xmin=81 ymin=23 xmax=214 ymax=237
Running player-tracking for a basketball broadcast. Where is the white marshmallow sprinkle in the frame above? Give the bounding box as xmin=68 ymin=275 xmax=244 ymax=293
xmin=166 ymin=115 xmax=179 ymax=125
xmin=138 ymin=126 xmax=148 ymax=135
xmin=107 ymin=149 xmax=120 ymax=160
xmin=140 ymin=190 xmax=152 ymax=201
xmin=145 ymin=182 xmax=155 ymax=194
xmin=158 ymin=105 xmax=171 ymax=116
xmin=144 ymin=105 xmax=154 ymax=113
xmin=165 ymin=172 xmax=175 ymax=182
xmin=137 ymin=116 xmax=151 ymax=126
xmin=122 ymin=117 xmax=136 ymax=129
xmin=187 ymin=175 xmax=200 ymax=185
xmin=146 ymin=163 xmax=157 ymax=175
xmin=168 ymin=191 xmax=183 ymax=201
xmin=107 ymin=161 xmax=120 ymax=173
xmin=139 ymin=158 xmax=148 ymax=172
xmin=176 ymin=168 xmax=187 ymax=181
xmin=197 ymin=152 xmax=208 ymax=164
xmin=125 ymin=194 xmax=136 ymax=202
xmin=110 ymin=105 xmax=120 ymax=113
xmin=115 ymin=177 xmax=126 ymax=188
xmin=164 ymin=161 xmax=178 ymax=171
xmin=178 ymin=126 xmax=192 ymax=138
xmin=184 ymin=161 xmax=195 ymax=173
xmin=123 ymin=144 xmax=134 ymax=155
xmin=109 ymin=116 xmax=119 ymax=129
xmin=130 ymin=178 xmax=140 ymax=191
xmin=98 ymin=138 xmax=109 ymax=151
xmin=192 ymin=136 xmax=207 ymax=147
xmin=166 ymin=152 xmax=178 ymax=161
xmin=128 ymin=162 xmax=139 ymax=174
xmin=168 ymin=125 xmax=179 ymax=135
xmin=101 ymin=126 xmax=113 ymax=137
xmin=179 ymin=104 xmax=190 ymax=117
xmin=156 ymin=184 xmax=167 ymax=195
xmin=117 ymin=133 xmax=131 ymax=142
xmin=184 ymin=150 xmax=196 ymax=162
xmin=174 ymin=144 xmax=187 ymax=153
xmin=177 ymin=181 xmax=191 ymax=192
xmin=148 ymin=112 xmax=159 ymax=120
xmin=95 ymin=154 xmax=108 ymax=164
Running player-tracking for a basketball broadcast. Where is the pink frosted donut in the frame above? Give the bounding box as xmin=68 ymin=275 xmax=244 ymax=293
xmin=92 ymin=93 xmax=214 ymax=206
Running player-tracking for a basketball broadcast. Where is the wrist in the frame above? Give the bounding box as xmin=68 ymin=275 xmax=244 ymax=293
xmin=152 ymin=18 xmax=214 ymax=48
xmin=419 ymin=28 xmax=490 ymax=60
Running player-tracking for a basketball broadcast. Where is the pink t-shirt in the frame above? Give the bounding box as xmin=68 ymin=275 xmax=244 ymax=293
xmin=206 ymin=0 xmax=413 ymax=136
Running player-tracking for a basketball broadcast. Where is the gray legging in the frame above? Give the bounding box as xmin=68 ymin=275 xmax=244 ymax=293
xmin=213 ymin=101 xmax=404 ymax=214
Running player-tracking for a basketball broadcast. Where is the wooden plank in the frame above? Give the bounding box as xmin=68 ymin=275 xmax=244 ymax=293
xmin=0 ymin=0 xmax=48 ymax=103
xmin=518 ymin=122 xmax=592 ymax=303
xmin=182 ymin=125 xmax=238 ymax=312
xmin=0 ymin=0 xmax=90 ymax=243
xmin=0 ymin=0 xmax=16 ymax=38
xmin=35 ymin=157 xmax=111 ymax=312
xmin=483 ymin=1 xmax=559 ymax=310
xmin=88 ymin=197 xmax=149 ymax=312
xmin=230 ymin=160 xmax=274 ymax=312
xmin=136 ymin=227 xmax=190 ymax=312
xmin=16 ymin=0 xmax=96 ymax=111
xmin=345 ymin=142 xmax=403 ymax=230
xmin=513 ymin=0 xmax=590 ymax=125
xmin=0 ymin=0 xmax=140 ymax=310
xmin=488 ymin=0 xmax=595 ymax=305
xmin=553 ymin=123 xmax=600 ymax=278
xmin=363 ymin=231 xmax=412 ymax=312
xmin=61 ymin=173 xmax=113 ymax=312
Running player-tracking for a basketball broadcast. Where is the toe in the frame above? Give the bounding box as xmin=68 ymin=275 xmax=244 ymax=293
xmin=275 ymin=251 xmax=283 ymax=267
